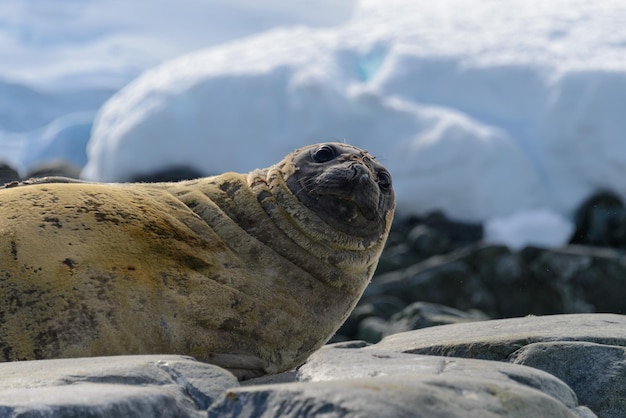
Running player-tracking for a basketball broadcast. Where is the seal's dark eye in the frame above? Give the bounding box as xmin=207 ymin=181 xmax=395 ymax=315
xmin=377 ymin=170 xmax=392 ymax=190
xmin=312 ymin=145 xmax=336 ymax=163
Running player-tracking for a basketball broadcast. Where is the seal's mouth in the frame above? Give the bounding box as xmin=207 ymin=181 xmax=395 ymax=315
xmin=308 ymin=164 xmax=381 ymax=223
xmin=321 ymin=196 xmax=378 ymax=223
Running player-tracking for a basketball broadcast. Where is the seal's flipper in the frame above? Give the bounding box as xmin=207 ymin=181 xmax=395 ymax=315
xmin=205 ymin=353 xmax=267 ymax=381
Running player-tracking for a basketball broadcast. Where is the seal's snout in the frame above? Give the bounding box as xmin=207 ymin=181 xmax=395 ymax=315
xmin=350 ymin=163 xmax=372 ymax=183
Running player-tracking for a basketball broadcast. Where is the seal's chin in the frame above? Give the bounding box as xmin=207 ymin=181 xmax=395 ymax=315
xmin=315 ymin=188 xmax=380 ymax=225
xmin=321 ymin=197 xmax=373 ymax=224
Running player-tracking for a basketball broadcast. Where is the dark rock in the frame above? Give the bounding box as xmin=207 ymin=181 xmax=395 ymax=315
xmin=384 ymin=301 xmax=489 ymax=336
xmin=367 ymin=249 xmax=496 ymax=314
xmin=0 ymin=163 xmax=19 ymax=185
xmin=418 ymin=211 xmax=483 ymax=244
xmin=571 ymin=191 xmax=626 ymax=248
xmin=355 ymin=316 xmax=388 ymax=343
xmin=465 ymin=244 xmax=524 ymax=285
xmin=374 ymin=212 xmax=482 ymax=274
xmin=511 ymin=341 xmax=626 ymax=418
xmin=25 ymin=160 xmax=82 ymax=179
xmin=374 ymin=242 xmax=423 ymax=273
xmin=368 ymin=240 xmax=626 ymax=324
xmin=569 ymin=248 xmax=626 ymax=314
xmin=334 ymin=295 xmax=406 ymax=341
xmin=407 ymin=224 xmax=453 ymax=257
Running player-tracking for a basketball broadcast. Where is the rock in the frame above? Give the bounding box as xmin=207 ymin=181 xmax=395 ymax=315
xmin=510 ymin=341 xmax=626 ymax=418
xmin=209 ymin=342 xmax=595 ymax=418
xmin=0 ymin=163 xmax=19 ymax=185
xmin=366 ymin=250 xmax=496 ymax=314
xmin=464 ymin=244 xmax=525 ymax=285
xmin=355 ymin=316 xmax=388 ymax=343
xmin=375 ymin=313 xmax=626 ymax=359
xmin=563 ymin=247 xmax=626 ymax=314
xmin=334 ymin=295 xmax=406 ymax=342
xmin=375 ymin=313 xmax=626 ymax=418
xmin=384 ymin=301 xmax=489 ymax=336
xmin=0 ymin=355 xmax=239 ymax=417
xmin=407 ymin=224 xmax=453 ymax=257
xmin=25 ymin=161 xmax=82 ymax=179
xmin=418 ymin=211 xmax=483 ymax=244
xmin=207 ymin=376 xmax=592 ymax=418
xmin=375 ymin=212 xmax=482 ymax=274
xmin=240 ymin=371 xmax=299 ymax=387
xmin=368 ymin=242 xmax=626 ymax=323
xmin=571 ymin=191 xmax=626 ymax=248
xmin=1 ymin=315 xmax=623 ymax=417
xmin=300 ymin=343 xmax=579 ymax=406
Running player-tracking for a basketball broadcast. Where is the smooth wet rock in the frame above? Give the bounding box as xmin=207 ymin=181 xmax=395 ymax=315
xmin=510 ymin=341 xmax=626 ymax=418
xmin=0 ymin=355 xmax=239 ymax=418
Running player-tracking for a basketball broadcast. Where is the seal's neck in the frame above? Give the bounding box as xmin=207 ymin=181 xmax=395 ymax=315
xmin=247 ymin=165 xmax=388 ymax=281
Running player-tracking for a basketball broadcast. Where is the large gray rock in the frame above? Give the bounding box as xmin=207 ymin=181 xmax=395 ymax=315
xmin=299 ymin=343 xmax=582 ymax=410
xmin=374 ymin=313 xmax=626 ymax=418
xmin=208 ymin=340 xmax=597 ymax=417
xmin=0 ymin=355 xmax=239 ymax=417
xmin=373 ymin=313 xmax=626 ymax=359
xmin=510 ymin=342 xmax=626 ymax=418
xmin=208 ymin=376 xmax=593 ymax=418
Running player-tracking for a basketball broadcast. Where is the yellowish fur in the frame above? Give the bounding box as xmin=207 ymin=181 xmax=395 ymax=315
xmin=0 ymin=144 xmax=394 ymax=377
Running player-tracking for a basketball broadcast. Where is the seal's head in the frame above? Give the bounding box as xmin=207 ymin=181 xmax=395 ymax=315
xmin=285 ymin=143 xmax=395 ymax=240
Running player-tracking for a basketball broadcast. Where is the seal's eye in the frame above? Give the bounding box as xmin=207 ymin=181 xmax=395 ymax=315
xmin=377 ymin=170 xmax=392 ymax=190
xmin=312 ymin=145 xmax=336 ymax=163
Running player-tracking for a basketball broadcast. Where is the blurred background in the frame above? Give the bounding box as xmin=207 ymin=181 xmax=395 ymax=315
xmin=1 ymin=0 xmax=625 ymax=333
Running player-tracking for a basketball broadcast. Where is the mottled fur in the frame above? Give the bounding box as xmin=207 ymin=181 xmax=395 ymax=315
xmin=0 ymin=143 xmax=394 ymax=379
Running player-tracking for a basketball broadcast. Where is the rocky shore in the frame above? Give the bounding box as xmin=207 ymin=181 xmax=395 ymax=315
xmin=1 ymin=314 xmax=623 ymax=417
xmin=1 ymin=166 xmax=625 ymax=417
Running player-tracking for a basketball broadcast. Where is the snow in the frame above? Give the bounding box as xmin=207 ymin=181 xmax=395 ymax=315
xmin=484 ymin=210 xmax=575 ymax=251
xmin=0 ymin=0 xmax=354 ymax=170
xmin=3 ymin=0 xmax=626 ymax=249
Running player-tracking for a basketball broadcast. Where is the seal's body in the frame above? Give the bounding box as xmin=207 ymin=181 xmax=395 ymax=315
xmin=0 ymin=143 xmax=394 ymax=378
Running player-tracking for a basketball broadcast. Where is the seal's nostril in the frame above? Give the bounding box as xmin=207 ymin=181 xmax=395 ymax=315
xmin=351 ymin=164 xmax=369 ymax=179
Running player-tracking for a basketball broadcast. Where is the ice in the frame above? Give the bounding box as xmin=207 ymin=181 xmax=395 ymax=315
xmin=3 ymin=0 xmax=626 ymax=249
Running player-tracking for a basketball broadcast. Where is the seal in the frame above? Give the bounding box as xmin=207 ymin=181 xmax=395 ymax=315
xmin=0 ymin=143 xmax=395 ymax=379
